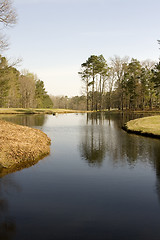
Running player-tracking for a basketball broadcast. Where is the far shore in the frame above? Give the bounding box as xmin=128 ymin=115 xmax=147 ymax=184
xmin=0 ymin=120 xmax=51 ymax=177
xmin=122 ymin=115 xmax=160 ymax=139
xmin=0 ymin=108 xmax=90 ymax=114
xmin=0 ymin=108 xmax=160 ymax=115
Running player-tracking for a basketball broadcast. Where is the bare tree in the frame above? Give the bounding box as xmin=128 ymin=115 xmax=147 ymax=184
xmin=110 ymin=56 xmax=129 ymax=110
xmin=19 ymin=70 xmax=36 ymax=108
xmin=0 ymin=0 xmax=17 ymax=26
xmin=0 ymin=0 xmax=17 ymax=50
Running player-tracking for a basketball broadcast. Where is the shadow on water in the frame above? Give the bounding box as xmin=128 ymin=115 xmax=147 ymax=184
xmin=0 ymin=176 xmax=20 ymax=240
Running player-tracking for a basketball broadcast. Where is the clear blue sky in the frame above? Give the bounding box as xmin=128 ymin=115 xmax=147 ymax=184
xmin=4 ymin=0 xmax=160 ymax=96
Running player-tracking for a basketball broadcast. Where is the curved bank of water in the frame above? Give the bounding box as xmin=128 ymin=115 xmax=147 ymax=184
xmin=0 ymin=119 xmax=51 ymax=176
xmin=123 ymin=115 xmax=160 ymax=139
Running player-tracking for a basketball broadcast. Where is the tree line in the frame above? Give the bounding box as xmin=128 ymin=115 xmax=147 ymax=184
xmin=0 ymin=55 xmax=53 ymax=108
xmin=50 ymin=95 xmax=86 ymax=110
xmin=79 ymin=55 xmax=160 ymax=111
xmin=0 ymin=0 xmax=53 ymax=109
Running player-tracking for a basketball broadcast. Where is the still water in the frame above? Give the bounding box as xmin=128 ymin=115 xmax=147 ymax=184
xmin=0 ymin=113 xmax=160 ymax=240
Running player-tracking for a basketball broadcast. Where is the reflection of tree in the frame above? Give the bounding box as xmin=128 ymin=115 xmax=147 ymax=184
xmin=80 ymin=112 xmax=160 ymax=213
xmin=98 ymin=112 xmax=159 ymax=166
xmin=80 ymin=113 xmax=107 ymax=167
xmin=0 ymin=221 xmax=16 ymax=240
xmin=150 ymin=143 xmax=160 ymax=203
xmin=0 ymin=176 xmax=20 ymax=240
xmin=80 ymin=112 xmax=160 ymax=168
xmin=0 ymin=114 xmax=46 ymax=127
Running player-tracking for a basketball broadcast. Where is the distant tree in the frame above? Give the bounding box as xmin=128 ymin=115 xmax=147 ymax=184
xmin=6 ymin=67 xmax=20 ymax=107
xmin=0 ymin=56 xmax=9 ymax=106
xmin=139 ymin=60 xmax=155 ymax=110
xmin=151 ymin=62 xmax=160 ymax=108
xmin=68 ymin=95 xmax=86 ymax=110
xmin=125 ymin=58 xmax=142 ymax=110
xmin=35 ymin=79 xmax=53 ymax=108
xmin=110 ymin=56 xmax=129 ymax=110
xmin=19 ymin=71 xmax=36 ymax=108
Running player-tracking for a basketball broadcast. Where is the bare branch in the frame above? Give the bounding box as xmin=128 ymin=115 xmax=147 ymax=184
xmin=0 ymin=32 xmax=8 ymax=50
xmin=0 ymin=0 xmax=17 ymax=27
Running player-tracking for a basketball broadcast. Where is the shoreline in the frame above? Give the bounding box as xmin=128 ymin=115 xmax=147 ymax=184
xmin=0 ymin=108 xmax=91 ymax=115
xmin=122 ymin=115 xmax=160 ymax=139
xmin=0 ymin=120 xmax=51 ymax=177
xmin=0 ymin=108 xmax=159 ymax=115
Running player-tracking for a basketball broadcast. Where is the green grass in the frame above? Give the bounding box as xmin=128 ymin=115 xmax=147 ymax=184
xmin=0 ymin=108 xmax=160 ymax=115
xmin=125 ymin=115 xmax=160 ymax=137
xmin=0 ymin=108 xmax=90 ymax=114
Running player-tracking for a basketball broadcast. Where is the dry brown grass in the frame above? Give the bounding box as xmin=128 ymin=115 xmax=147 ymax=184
xmin=0 ymin=120 xmax=51 ymax=170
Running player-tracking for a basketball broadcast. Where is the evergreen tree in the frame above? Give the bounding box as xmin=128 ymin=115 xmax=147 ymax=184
xmin=0 ymin=56 xmax=10 ymax=107
xmin=35 ymin=79 xmax=53 ymax=108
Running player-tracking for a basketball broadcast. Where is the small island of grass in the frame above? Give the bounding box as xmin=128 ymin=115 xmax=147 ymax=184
xmin=123 ymin=115 xmax=160 ymax=138
xmin=0 ymin=120 xmax=51 ymax=177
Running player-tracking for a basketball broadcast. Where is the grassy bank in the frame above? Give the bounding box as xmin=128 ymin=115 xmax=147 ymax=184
xmin=0 ymin=120 xmax=51 ymax=177
xmin=0 ymin=108 xmax=90 ymax=114
xmin=123 ymin=115 xmax=160 ymax=138
xmin=0 ymin=108 xmax=160 ymax=115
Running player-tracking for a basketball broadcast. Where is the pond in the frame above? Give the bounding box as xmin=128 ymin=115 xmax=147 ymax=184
xmin=0 ymin=113 xmax=160 ymax=240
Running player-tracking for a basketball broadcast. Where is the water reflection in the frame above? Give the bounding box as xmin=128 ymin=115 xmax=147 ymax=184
xmin=0 ymin=114 xmax=47 ymax=127
xmin=80 ymin=112 xmax=160 ymax=167
xmin=80 ymin=113 xmax=107 ymax=167
xmin=80 ymin=113 xmax=160 ymax=218
xmin=0 ymin=113 xmax=160 ymax=239
xmin=0 ymin=176 xmax=20 ymax=240
xmin=151 ymin=144 xmax=160 ymax=203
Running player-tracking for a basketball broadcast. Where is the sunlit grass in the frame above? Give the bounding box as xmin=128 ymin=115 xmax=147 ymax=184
xmin=125 ymin=115 xmax=160 ymax=136
xmin=0 ymin=108 xmax=89 ymax=114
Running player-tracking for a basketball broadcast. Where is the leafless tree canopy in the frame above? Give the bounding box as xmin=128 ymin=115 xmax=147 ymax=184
xmin=0 ymin=33 xmax=8 ymax=49
xmin=0 ymin=0 xmax=17 ymax=50
xmin=0 ymin=0 xmax=17 ymax=27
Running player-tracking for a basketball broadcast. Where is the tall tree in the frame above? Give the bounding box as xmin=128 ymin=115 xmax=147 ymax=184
xmin=78 ymin=67 xmax=90 ymax=111
xmin=151 ymin=62 xmax=160 ymax=108
xmin=126 ymin=58 xmax=142 ymax=110
xmin=79 ymin=54 xmax=108 ymax=111
xmin=0 ymin=55 xmax=9 ymax=106
xmin=35 ymin=79 xmax=53 ymax=108
xmin=96 ymin=55 xmax=108 ymax=110
xmin=110 ymin=56 xmax=129 ymax=110
xmin=19 ymin=71 xmax=36 ymax=108
xmin=6 ymin=67 xmax=20 ymax=107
